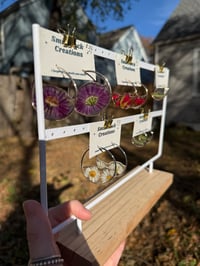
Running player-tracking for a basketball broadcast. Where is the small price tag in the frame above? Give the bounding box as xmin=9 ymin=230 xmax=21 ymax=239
xmin=115 ymin=54 xmax=141 ymax=85
xmin=89 ymin=119 xmax=121 ymax=158
xmin=132 ymin=113 xmax=152 ymax=137
xmin=155 ymin=65 xmax=169 ymax=88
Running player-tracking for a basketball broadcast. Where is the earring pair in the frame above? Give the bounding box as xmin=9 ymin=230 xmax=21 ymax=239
xmin=32 ymin=67 xmax=112 ymax=120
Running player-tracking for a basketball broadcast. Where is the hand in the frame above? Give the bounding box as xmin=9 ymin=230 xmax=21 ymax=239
xmin=23 ymin=200 xmax=125 ymax=266
xmin=104 ymin=240 xmax=126 ymax=266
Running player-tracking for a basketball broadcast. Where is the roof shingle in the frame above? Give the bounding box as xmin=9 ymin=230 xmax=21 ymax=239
xmin=154 ymin=0 xmax=200 ymax=42
xmin=98 ymin=25 xmax=133 ymax=49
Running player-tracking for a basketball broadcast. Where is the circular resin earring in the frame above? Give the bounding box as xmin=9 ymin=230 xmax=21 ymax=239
xmin=112 ymin=84 xmax=137 ymax=110
xmin=75 ymin=70 xmax=112 ymax=117
xmin=81 ymin=145 xmax=128 ymax=184
xmin=131 ymin=83 xmax=148 ymax=109
xmin=32 ymin=68 xmax=77 ymax=121
xmin=151 ymin=87 xmax=169 ymax=101
xmin=81 ymin=147 xmax=116 ymax=184
xmin=101 ymin=145 xmax=128 ymax=178
xmin=131 ymin=130 xmax=154 ymax=147
xmin=112 ymin=83 xmax=148 ymax=110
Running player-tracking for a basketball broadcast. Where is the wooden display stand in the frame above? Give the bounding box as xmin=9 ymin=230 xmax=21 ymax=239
xmin=57 ymin=169 xmax=173 ymax=265
xmin=32 ymin=24 xmax=173 ymax=265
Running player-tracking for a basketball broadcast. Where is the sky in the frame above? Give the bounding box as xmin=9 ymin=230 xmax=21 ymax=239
xmin=0 ymin=0 xmax=180 ymax=38
xmin=88 ymin=0 xmax=180 ymax=38
xmin=0 ymin=0 xmax=19 ymax=13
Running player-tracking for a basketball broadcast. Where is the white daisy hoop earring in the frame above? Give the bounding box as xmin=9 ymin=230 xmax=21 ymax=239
xmin=75 ymin=70 xmax=112 ymax=117
xmin=81 ymin=147 xmax=117 ymax=184
xmin=107 ymin=144 xmax=128 ymax=178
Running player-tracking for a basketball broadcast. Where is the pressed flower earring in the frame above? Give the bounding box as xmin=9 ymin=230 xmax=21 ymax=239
xmin=132 ymin=130 xmax=154 ymax=147
xmin=75 ymin=70 xmax=112 ymax=117
xmin=131 ymin=83 xmax=148 ymax=109
xmin=81 ymin=147 xmax=117 ymax=184
xmin=32 ymin=67 xmax=77 ymax=120
xmin=112 ymin=84 xmax=137 ymax=110
xmin=151 ymin=87 xmax=169 ymax=101
xmin=112 ymin=83 xmax=148 ymax=110
xmin=105 ymin=145 xmax=128 ymax=178
xmin=81 ymin=145 xmax=128 ymax=184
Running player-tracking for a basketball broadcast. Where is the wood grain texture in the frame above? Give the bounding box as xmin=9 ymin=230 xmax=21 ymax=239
xmin=57 ymin=169 xmax=173 ymax=265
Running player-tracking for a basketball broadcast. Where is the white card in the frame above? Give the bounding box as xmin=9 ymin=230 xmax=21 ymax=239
xmin=155 ymin=65 xmax=169 ymax=88
xmin=89 ymin=119 xmax=121 ymax=158
xmin=38 ymin=27 xmax=95 ymax=79
xmin=115 ymin=54 xmax=141 ymax=85
xmin=132 ymin=113 xmax=152 ymax=137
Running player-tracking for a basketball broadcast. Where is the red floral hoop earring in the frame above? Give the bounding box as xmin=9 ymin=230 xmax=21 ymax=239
xmin=131 ymin=83 xmax=148 ymax=109
xmin=112 ymin=84 xmax=137 ymax=110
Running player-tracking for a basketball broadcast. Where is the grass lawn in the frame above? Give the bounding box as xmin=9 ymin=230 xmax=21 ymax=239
xmin=0 ymin=125 xmax=199 ymax=266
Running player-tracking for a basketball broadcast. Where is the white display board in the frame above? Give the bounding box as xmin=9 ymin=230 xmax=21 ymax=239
xmin=32 ymin=24 xmax=169 ymax=231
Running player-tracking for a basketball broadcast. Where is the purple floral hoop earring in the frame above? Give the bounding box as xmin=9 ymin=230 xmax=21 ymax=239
xmin=32 ymin=66 xmax=77 ymax=121
xmin=75 ymin=70 xmax=112 ymax=117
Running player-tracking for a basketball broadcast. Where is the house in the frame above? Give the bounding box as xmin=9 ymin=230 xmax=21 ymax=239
xmin=0 ymin=0 xmax=51 ymax=74
xmin=0 ymin=0 xmax=96 ymax=137
xmin=99 ymin=25 xmax=149 ymax=62
xmin=0 ymin=0 xmax=96 ymax=74
xmin=97 ymin=25 xmax=150 ymax=86
xmin=0 ymin=2 xmax=151 ymax=137
xmin=153 ymin=0 xmax=200 ymax=130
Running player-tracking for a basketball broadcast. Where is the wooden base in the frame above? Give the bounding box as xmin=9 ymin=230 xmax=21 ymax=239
xmin=57 ymin=169 xmax=173 ymax=265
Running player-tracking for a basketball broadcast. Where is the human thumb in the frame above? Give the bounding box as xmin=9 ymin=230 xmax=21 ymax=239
xmin=23 ymin=200 xmax=60 ymax=260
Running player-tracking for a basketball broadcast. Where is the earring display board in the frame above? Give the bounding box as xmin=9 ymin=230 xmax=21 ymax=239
xmin=32 ymin=24 xmax=173 ymax=265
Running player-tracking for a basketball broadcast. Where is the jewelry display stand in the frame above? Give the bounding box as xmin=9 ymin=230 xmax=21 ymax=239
xmin=32 ymin=24 xmax=173 ymax=265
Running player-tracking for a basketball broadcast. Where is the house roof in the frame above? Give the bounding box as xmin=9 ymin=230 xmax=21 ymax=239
xmin=98 ymin=25 xmax=150 ymax=62
xmin=154 ymin=0 xmax=200 ymax=43
xmin=98 ymin=25 xmax=133 ymax=49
